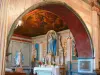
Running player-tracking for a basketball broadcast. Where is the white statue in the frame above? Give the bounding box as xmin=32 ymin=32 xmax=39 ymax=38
xmin=14 ymin=50 xmax=24 ymax=67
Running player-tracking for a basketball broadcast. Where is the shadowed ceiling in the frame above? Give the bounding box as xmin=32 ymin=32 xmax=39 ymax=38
xmin=14 ymin=9 xmax=68 ymax=37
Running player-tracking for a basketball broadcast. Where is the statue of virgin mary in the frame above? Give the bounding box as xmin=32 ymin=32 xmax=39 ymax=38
xmin=47 ymin=30 xmax=57 ymax=56
xmin=14 ymin=50 xmax=24 ymax=67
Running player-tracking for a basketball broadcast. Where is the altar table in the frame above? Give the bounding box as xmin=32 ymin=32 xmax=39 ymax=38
xmin=34 ymin=66 xmax=60 ymax=75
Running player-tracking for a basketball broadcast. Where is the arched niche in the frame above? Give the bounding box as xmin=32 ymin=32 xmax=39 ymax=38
xmin=8 ymin=1 xmax=94 ymax=58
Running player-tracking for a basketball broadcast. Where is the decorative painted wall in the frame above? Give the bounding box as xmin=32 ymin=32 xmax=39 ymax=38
xmin=35 ymin=3 xmax=93 ymax=58
xmin=32 ymin=30 xmax=75 ymax=66
xmin=14 ymin=9 xmax=68 ymax=37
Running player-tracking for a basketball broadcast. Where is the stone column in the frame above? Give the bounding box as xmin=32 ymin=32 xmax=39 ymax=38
xmin=92 ymin=6 xmax=99 ymax=69
xmin=0 ymin=0 xmax=9 ymax=75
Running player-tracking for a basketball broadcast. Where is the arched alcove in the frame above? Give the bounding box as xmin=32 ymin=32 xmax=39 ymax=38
xmin=8 ymin=1 xmax=94 ymax=59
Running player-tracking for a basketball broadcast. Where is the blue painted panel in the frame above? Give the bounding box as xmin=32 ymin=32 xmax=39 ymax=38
xmin=35 ymin=43 xmax=40 ymax=60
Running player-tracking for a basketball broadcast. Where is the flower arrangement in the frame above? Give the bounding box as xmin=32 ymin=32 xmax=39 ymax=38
xmin=38 ymin=61 xmax=43 ymax=66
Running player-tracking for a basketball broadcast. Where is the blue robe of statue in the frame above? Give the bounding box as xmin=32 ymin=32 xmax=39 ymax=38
xmin=48 ymin=38 xmax=57 ymax=56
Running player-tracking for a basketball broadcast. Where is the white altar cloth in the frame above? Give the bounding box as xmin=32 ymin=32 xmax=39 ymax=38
xmin=34 ymin=66 xmax=60 ymax=75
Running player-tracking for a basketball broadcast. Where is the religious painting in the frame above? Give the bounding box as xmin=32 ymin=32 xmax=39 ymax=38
xmin=78 ymin=59 xmax=93 ymax=73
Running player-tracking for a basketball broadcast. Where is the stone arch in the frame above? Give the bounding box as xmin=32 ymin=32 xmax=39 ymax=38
xmin=8 ymin=1 xmax=94 ymax=58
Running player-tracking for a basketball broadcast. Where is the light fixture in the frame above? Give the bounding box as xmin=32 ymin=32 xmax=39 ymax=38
xmin=15 ymin=20 xmax=23 ymax=29
xmin=18 ymin=20 xmax=23 ymax=26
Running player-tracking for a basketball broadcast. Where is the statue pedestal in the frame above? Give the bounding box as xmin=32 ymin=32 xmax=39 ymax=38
xmin=15 ymin=67 xmax=24 ymax=73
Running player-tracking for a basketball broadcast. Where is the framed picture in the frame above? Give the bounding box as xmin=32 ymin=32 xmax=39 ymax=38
xmin=78 ymin=58 xmax=93 ymax=73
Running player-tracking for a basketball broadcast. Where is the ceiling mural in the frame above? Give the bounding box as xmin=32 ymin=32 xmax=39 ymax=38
xmin=14 ymin=9 xmax=68 ymax=37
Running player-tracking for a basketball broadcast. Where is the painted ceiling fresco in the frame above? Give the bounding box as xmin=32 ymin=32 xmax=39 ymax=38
xmin=14 ymin=9 xmax=68 ymax=37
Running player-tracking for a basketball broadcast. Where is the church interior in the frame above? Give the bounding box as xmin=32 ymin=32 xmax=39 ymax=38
xmin=6 ymin=9 xmax=77 ymax=75
xmin=0 ymin=0 xmax=100 ymax=75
